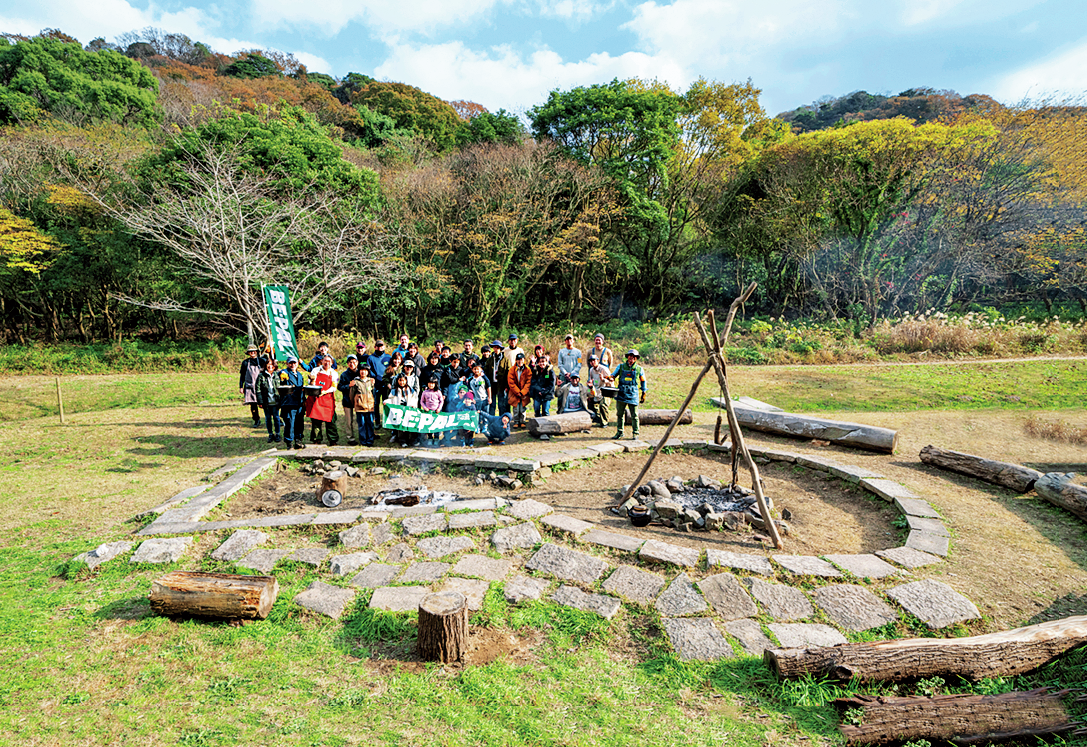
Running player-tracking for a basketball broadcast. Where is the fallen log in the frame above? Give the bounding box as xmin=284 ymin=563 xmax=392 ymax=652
xmin=417 ymin=591 xmax=468 ymax=663
xmin=1034 ymin=472 xmax=1087 ymax=522
xmin=835 ymin=688 xmax=1073 ymax=746
xmin=149 ymin=571 xmax=279 ymax=620
xmin=711 ymin=398 xmax=898 ymax=453
xmin=919 ymin=445 xmax=1042 ymax=493
xmin=527 ymin=411 xmax=593 ymax=436
xmin=638 ymin=408 xmax=693 ymax=426
xmin=765 ymin=614 xmax=1087 ymax=682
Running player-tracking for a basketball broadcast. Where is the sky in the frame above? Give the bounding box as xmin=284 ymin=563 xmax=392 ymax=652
xmin=1 ymin=0 xmax=1084 ymax=116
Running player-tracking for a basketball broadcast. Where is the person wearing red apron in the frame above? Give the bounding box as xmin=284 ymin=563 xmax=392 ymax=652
xmin=304 ymin=355 xmax=339 ymax=446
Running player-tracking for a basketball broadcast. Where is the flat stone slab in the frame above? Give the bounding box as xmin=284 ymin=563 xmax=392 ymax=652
xmin=905 ymin=515 xmax=949 ymax=537
xmin=399 ymin=561 xmax=450 ymax=583
xmin=391 ymin=505 xmax=439 ymax=518
xmin=745 ymin=578 xmax=813 ymax=621
xmin=772 ymin=555 xmax=842 ymax=577
xmin=552 ymin=585 xmax=621 ymax=619
xmin=386 ymin=543 xmax=415 ymax=563
xmin=492 ymin=523 xmax=543 ymax=553
xmin=437 ymin=577 xmax=491 ymax=610
xmin=811 ymin=584 xmax=898 ymax=631
xmin=906 ymin=530 xmax=949 ymax=557
xmin=582 ymin=529 xmax=644 ymax=553
xmin=662 ymin=618 xmax=735 ymax=661
xmin=705 ymin=549 xmax=774 ymax=576
xmin=860 ymin=478 xmax=920 ymax=503
xmin=535 ymin=452 xmax=574 ymax=467
xmin=330 ymin=552 xmax=380 ymax=577
xmin=72 ymin=541 xmax=133 ymax=571
xmin=286 ymin=547 xmax=329 ymax=566
xmin=639 ymin=539 xmax=700 ymax=568
xmin=620 ymin=440 xmax=651 ymax=452
xmin=378 ymin=448 xmax=416 ymax=462
xmin=131 ymin=537 xmax=192 ymax=564
xmin=504 ymin=575 xmax=550 ymax=603
xmin=895 ymin=497 xmax=940 ymax=519
xmin=451 ymin=554 xmax=512 ymax=581
xmin=245 ymin=514 xmax=316 ymax=528
xmin=647 ymin=438 xmax=684 ymax=450
xmin=768 ymin=623 xmax=848 ymax=648
xmin=540 ymin=514 xmax=594 ymax=537
xmin=561 ymin=448 xmax=598 ymax=460
xmin=448 ymin=511 xmax=497 ymax=530
xmin=402 ymin=514 xmax=449 ymax=535
xmin=312 ymin=510 xmax=363 ymax=526
xmin=369 ymin=585 xmax=429 ymax=612
xmin=823 ymin=553 xmax=901 ymax=579
xmin=506 ymin=499 xmax=553 ymax=521
xmin=826 ymin=464 xmax=884 ymax=483
xmin=349 ymin=563 xmax=402 ymax=588
xmin=655 ymin=572 xmax=708 ymax=616
xmin=876 ymin=546 xmax=943 ymax=569
xmin=697 ymin=573 xmax=758 ymax=620
xmin=448 ymin=498 xmax=499 ymax=512
xmin=237 ymin=548 xmax=289 ymax=574
xmin=602 ymin=565 xmax=665 ymax=605
xmin=210 ymin=530 xmax=268 ymax=562
xmin=586 ymin=442 xmax=625 ymax=455
xmin=371 ymin=523 xmax=394 ymax=545
xmin=795 ymin=455 xmax=838 ymax=472
xmin=886 ymin=579 xmax=980 ymax=629
xmin=416 ymin=535 xmax=476 ymax=559
xmin=294 ymin=581 xmax=355 ymax=620
xmin=525 ymin=542 xmax=609 ymax=584
xmin=759 ymin=449 xmax=803 ymax=463
xmin=724 ymin=619 xmax=775 ymax=657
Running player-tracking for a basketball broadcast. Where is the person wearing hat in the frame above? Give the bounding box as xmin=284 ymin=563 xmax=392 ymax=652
xmin=588 ymin=333 xmax=613 ymax=371
xmin=586 ymin=353 xmax=614 ymax=427
xmin=305 ymin=354 xmax=339 ymax=446
xmin=507 ymin=351 xmax=532 ymax=429
xmin=529 ymin=352 xmax=556 ymax=417
xmin=556 ymin=371 xmax=590 ymax=414
xmin=239 ymin=343 xmax=267 ymax=427
xmin=479 ymin=411 xmax=512 ymax=445
xmin=354 ymin=340 xmax=368 ymax=360
xmin=484 ymin=341 xmax=504 ymax=415
xmin=498 ymin=334 xmax=525 ymax=415
xmin=557 ymin=334 xmax=582 ymax=386
xmin=279 ymin=356 xmax=306 ymax=449
xmin=401 ymin=358 xmax=420 ymax=393
xmin=337 ymin=354 xmax=362 ymax=445
xmin=611 ymin=349 xmax=647 ymax=440
xmin=255 ymin=355 xmax=282 ymax=443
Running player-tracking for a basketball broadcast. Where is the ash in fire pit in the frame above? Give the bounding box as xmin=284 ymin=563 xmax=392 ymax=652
xmin=371 ymin=487 xmax=461 ymax=511
xmin=615 ymin=474 xmax=782 ymax=534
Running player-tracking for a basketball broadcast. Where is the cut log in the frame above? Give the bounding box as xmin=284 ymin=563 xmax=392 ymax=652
xmin=149 ymin=571 xmax=279 ymax=619
xmin=835 ymin=688 xmax=1073 ymax=746
xmin=318 ymin=470 xmax=347 ymax=507
xmin=765 ymin=614 xmax=1087 ymax=682
xmin=1034 ymin=472 xmax=1087 ymax=522
xmin=712 ymin=398 xmax=898 ymax=453
xmin=417 ymin=591 xmax=468 ymax=663
xmin=919 ymin=445 xmax=1042 ymax=493
xmin=638 ymin=409 xmax=693 ymax=426
xmin=527 ymin=411 xmax=593 ymax=436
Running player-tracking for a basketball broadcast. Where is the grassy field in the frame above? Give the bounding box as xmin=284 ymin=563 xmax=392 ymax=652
xmin=1 ymin=361 xmax=1085 ymax=746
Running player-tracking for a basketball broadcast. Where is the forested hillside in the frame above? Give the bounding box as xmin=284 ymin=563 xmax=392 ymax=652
xmin=1 ymin=27 xmax=1084 ymax=344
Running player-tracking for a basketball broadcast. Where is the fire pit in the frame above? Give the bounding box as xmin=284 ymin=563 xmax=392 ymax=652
xmin=615 ymin=474 xmax=780 ymax=534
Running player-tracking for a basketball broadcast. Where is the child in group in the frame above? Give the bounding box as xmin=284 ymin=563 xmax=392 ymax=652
xmin=255 ymin=357 xmax=281 ymax=443
xmin=419 ymin=377 xmax=445 ymax=447
xmin=386 ymin=372 xmax=419 ymax=446
xmin=479 ymin=412 xmax=512 ymax=445
xmin=506 ymin=352 xmax=532 ymax=429
xmin=529 ymin=354 xmax=555 ymax=417
xmin=351 ymin=367 xmax=376 ymax=447
xmin=586 ymin=353 xmax=614 ymax=427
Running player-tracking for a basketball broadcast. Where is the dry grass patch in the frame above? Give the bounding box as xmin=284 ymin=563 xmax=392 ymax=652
xmin=1024 ymin=415 xmax=1087 ymax=446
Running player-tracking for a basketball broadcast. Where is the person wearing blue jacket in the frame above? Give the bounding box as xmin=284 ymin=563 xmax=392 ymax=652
xmin=611 ymin=349 xmax=647 ymax=440
xmin=366 ymin=340 xmax=391 ymax=430
xmin=301 ymin=341 xmax=335 ymax=372
xmin=278 ymin=356 xmax=306 ymax=449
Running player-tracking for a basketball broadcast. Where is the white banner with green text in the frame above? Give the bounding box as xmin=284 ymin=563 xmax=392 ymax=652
xmin=383 ymin=404 xmax=479 ymax=433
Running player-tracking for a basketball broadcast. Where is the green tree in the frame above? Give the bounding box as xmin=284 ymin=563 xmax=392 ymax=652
xmin=0 ymin=36 xmax=159 ymax=126
xmin=352 ymin=81 xmax=463 ymax=150
xmin=455 ymin=109 xmax=525 ymax=146
xmin=219 ymin=52 xmax=281 ymax=79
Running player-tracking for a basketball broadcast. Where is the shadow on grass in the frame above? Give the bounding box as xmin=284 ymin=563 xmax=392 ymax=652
xmin=96 ymin=596 xmax=152 ymax=620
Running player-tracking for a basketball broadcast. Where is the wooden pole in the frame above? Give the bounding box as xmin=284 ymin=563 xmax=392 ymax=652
xmin=55 ymin=376 xmax=65 ymax=425
xmin=618 ymin=358 xmax=714 ymax=506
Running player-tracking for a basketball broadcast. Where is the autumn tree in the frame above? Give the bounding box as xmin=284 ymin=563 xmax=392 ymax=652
xmin=353 ymin=81 xmax=466 ymax=151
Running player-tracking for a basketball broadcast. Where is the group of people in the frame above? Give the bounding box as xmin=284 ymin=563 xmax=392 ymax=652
xmin=239 ymin=332 xmax=648 ymax=450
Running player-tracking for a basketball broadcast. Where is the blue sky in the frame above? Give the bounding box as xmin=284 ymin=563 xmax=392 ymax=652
xmin=1 ymin=0 xmax=1084 ymax=116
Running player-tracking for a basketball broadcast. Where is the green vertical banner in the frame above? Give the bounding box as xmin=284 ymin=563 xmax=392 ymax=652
xmin=263 ymin=285 xmax=300 ymax=362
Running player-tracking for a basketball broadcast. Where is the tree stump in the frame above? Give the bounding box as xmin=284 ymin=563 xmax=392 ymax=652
xmin=919 ymin=445 xmax=1042 ymax=493
xmin=149 ymin=571 xmax=279 ymax=619
xmin=318 ymin=470 xmax=347 ymax=507
xmin=417 ymin=591 xmax=468 ymax=663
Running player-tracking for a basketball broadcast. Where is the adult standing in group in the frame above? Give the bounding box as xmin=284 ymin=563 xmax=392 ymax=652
xmin=305 ymin=354 xmax=339 ymax=446
xmin=239 ymin=343 xmax=265 ymax=427
xmin=507 ymin=352 xmax=532 ymax=429
xmin=354 ymin=340 xmax=367 ymax=364
xmin=459 ymin=339 xmax=479 ymax=370
xmin=255 ymin=356 xmax=281 ymax=443
xmin=394 ymin=334 xmax=411 ymax=359
xmin=499 ymin=334 xmax=525 ymax=414
xmin=279 ymin=356 xmax=305 ymax=449
xmin=406 ymin=342 xmax=426 ymax=371
xmin=367 ymin=340 xmax=391 ymax=430
xmin=301 ymin=341 xmax=335 ymax=373
xmin=557 ymin=334 xmax=582 ymax=386
xmin=421 ymin=350 xmax=442 ymax=391
xmin=484 ymin=341 xmax=504 ymax=415
xmin=587 ymin=334 xmax=613 ymax=371
xmin=337 ymin=354 xmax=362 ymax=445
xmin=586 ymin=353 xmax=614 ymax=428
xmin=611 ymin=349 xmax=647 ymax=440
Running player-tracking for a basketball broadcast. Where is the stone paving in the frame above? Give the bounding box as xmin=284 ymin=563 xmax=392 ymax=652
xmin=82 ymin=437 xmax=981 ymax=662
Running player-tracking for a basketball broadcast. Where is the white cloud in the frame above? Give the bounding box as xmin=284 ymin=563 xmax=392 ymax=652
xmin=536 ymin=0 xmax=610 ymax=23
xmin=293 ymin=51 xmax=333 ymax=74
xmin=0 ymin=0 xmax=208 ymax=46
xmin=374 ymin=40 xmax=688 ymax=112
xmin=251 ymin=0 xmax=510 ymax=37
xmin=991 ymin=37 xmax=1087 ymax=103
xmin=899 ymin=0 xmax=968 ymax=26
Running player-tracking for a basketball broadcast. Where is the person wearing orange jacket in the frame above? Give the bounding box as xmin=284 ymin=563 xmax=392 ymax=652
xmin=506 ymin=352 xmax=532 ymax=429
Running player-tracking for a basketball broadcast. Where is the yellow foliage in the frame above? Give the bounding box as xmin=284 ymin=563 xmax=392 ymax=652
xmin=0 ymin=208 xmax=62 ymax=274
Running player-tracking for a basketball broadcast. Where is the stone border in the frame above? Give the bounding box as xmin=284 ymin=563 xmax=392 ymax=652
xmin=137 ymin=440 xmax=951 ymax=564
